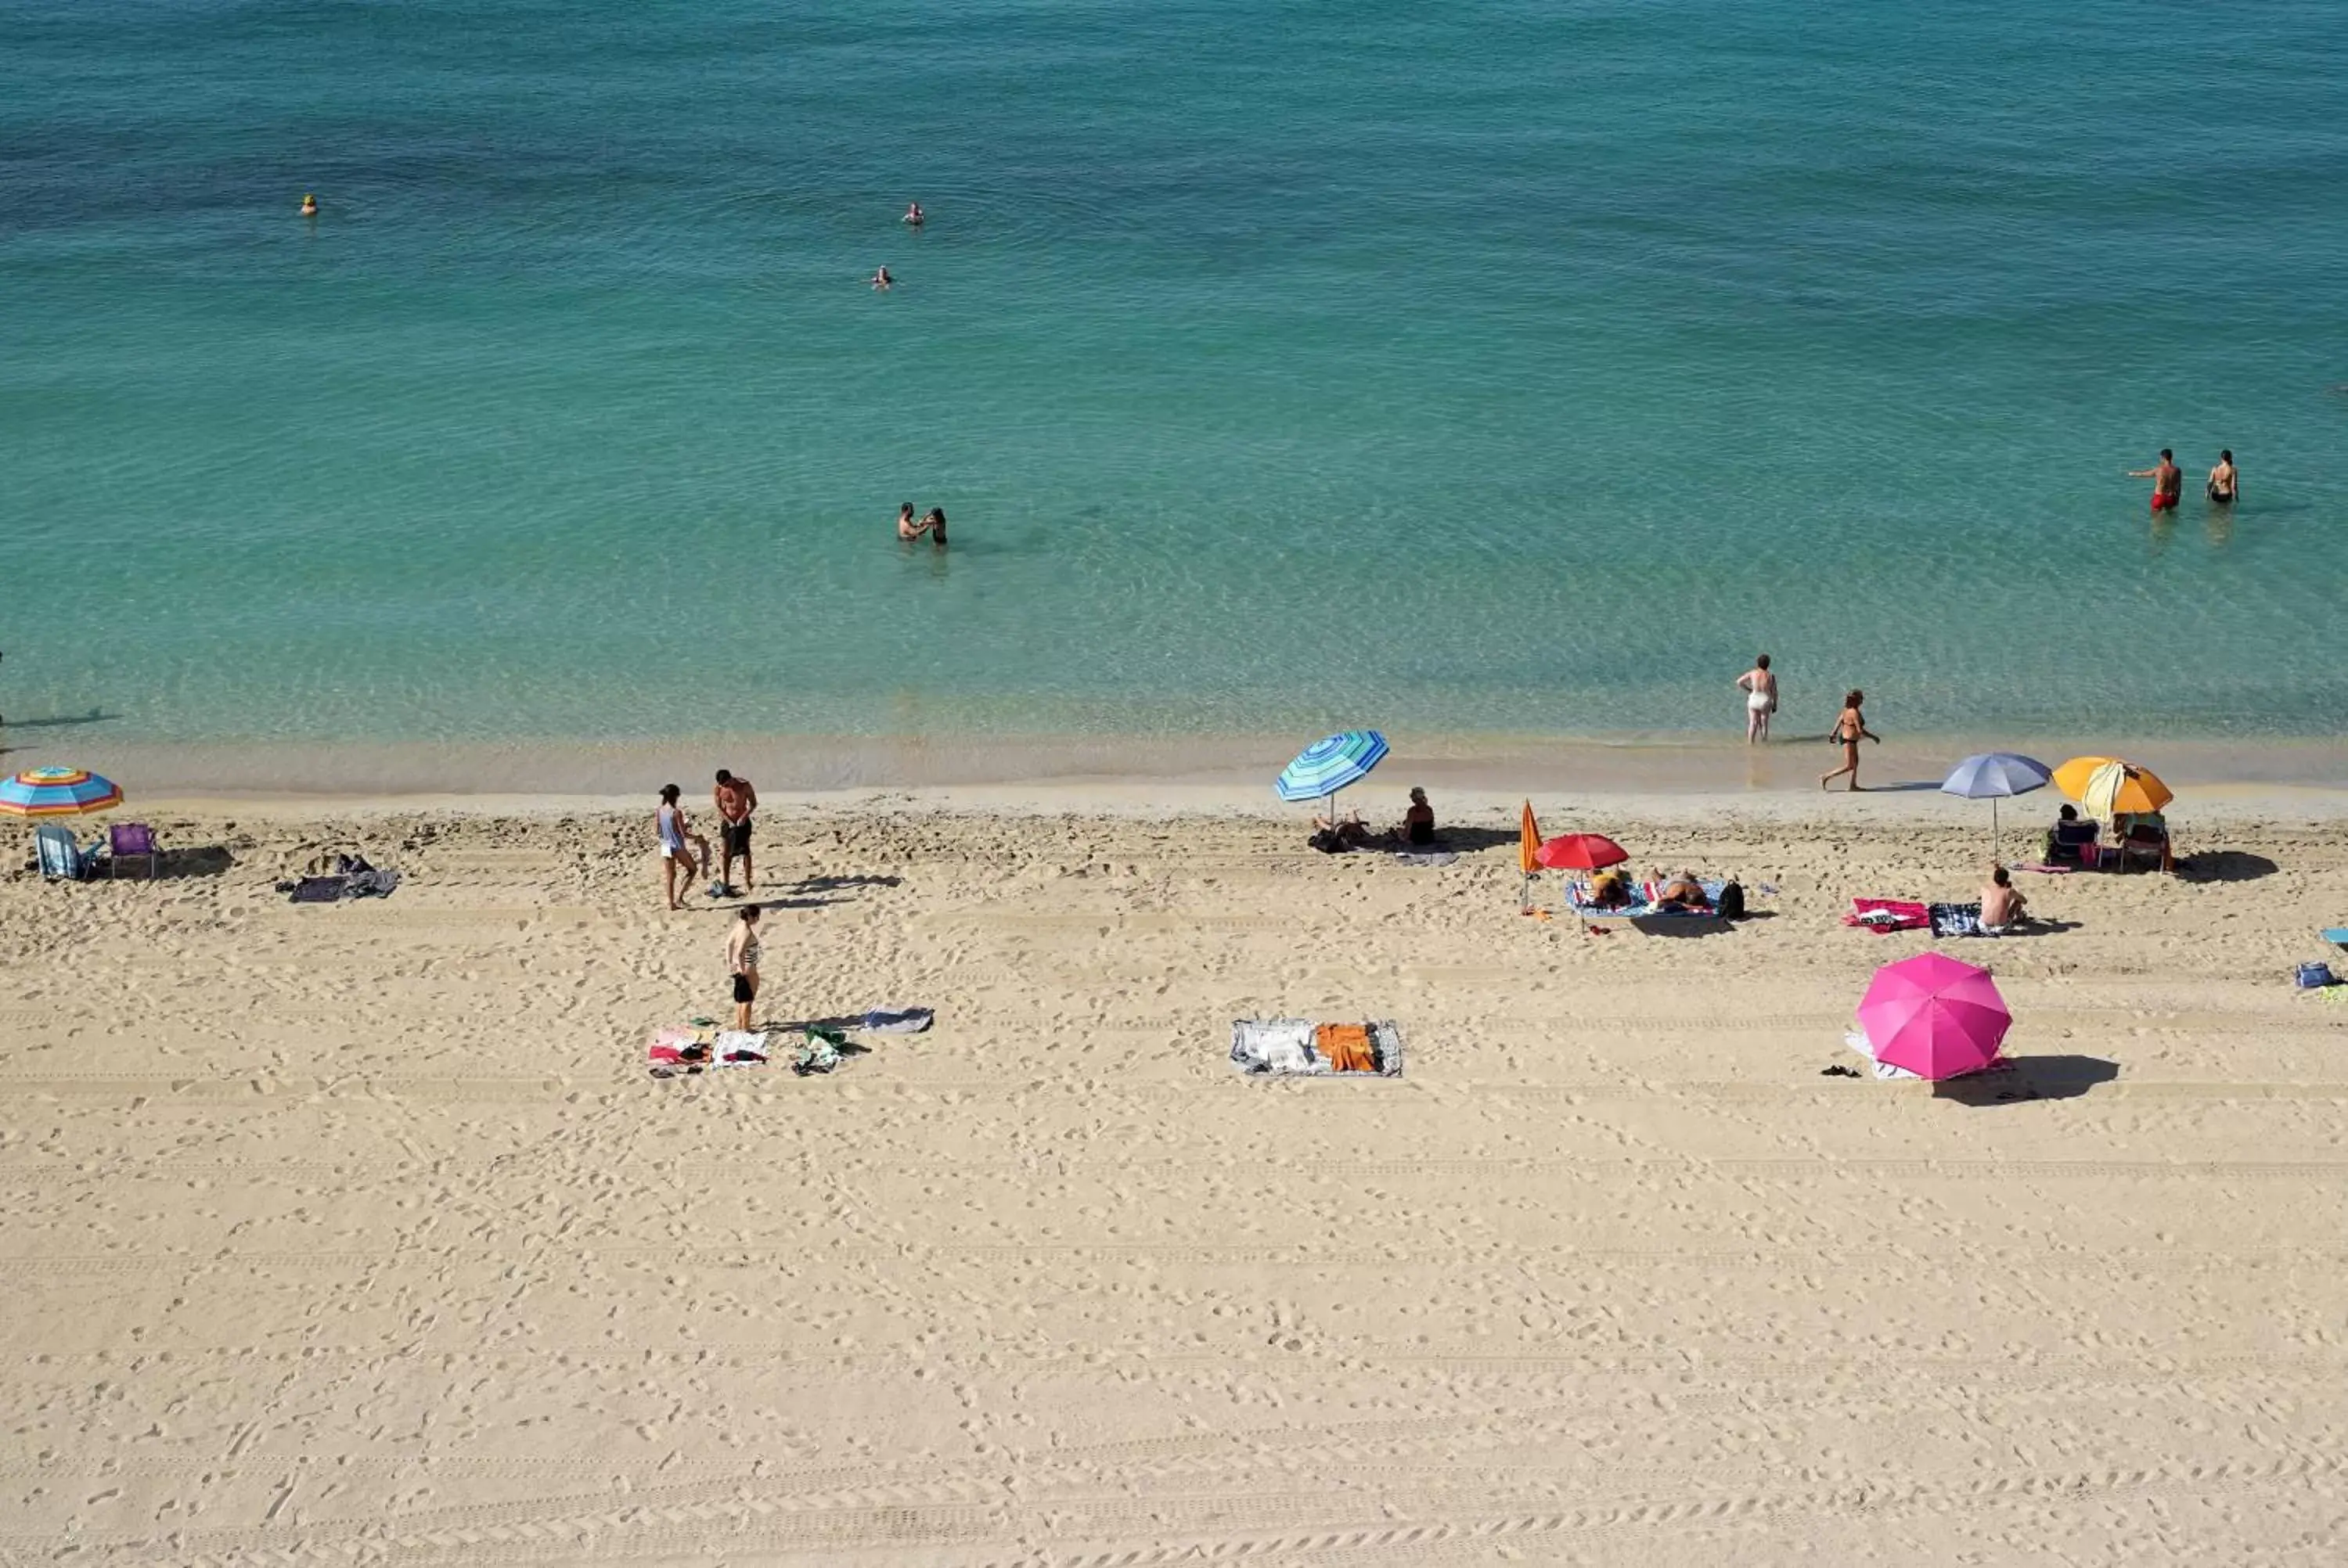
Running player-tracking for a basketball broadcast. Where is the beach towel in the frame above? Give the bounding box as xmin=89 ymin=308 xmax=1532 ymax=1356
xmin=1846 ymin=1028 xmax=1921 ymax=1080
xmin=1930 ymin=901 xmax=1985 ymax=938
xmin=289 ymin=875 xmax=347 ymax=903
xmin=794 ymin=1027 xmax=846 ymax=1075
xmin=1392 ymin=850 xmax=1458 ymax=866
xmin=1231 ymin=1020 xmax=1403 ymax=1077
xmin=862 ymin=1007 xmax=934 ymax=1034
xmin=1567 ymin=879 xmax=1727 ymax=920
xmin=1845 ymin=897 xmax=1929 ymax=932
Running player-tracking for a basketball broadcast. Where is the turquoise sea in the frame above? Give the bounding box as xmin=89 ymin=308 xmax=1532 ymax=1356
xmin=5 ymin=0 xmax=2346 ymax=753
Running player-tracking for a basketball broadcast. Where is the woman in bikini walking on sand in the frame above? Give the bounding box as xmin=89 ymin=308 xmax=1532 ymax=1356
xmin=1819 ymin=689 xmax=1879 ymax=791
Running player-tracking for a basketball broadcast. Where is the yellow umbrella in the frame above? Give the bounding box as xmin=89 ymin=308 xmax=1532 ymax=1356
xmin=2055 ymin=757 xmax=2173 ymax=819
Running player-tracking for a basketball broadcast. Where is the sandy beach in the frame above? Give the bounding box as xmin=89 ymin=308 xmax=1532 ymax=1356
xmin=4 ymin=780 xmax=2346 ymax=1565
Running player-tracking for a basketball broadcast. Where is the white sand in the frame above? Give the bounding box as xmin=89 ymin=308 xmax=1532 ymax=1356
xmin=5 ymin=787 xmax=2347 ymax=1565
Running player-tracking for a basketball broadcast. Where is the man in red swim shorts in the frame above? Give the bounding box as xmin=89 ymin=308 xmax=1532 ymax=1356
xmin=2130 ymin=448 xmax=2183 ymax=511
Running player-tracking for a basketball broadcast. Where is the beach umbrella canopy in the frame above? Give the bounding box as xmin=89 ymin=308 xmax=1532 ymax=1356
xmin=1857 ymin=951 xmax=2011 ymax=1081
xmin=0 ymin=767 xmax=124 ymax=818
xmin=1275 ymin=730 xmax=1388 ymax=803
xmin=2054 ymin=757 xmax=2172 ymax=818
xmin=1518 ymin=801 xmax=1542 ymax=878
xmin=1941 ymin=753 xmax=2052 ymax=801
xmin=1535 ymin=833 xmax=1630 ymax=872
xmin=1940 ymin=753 xmax=2053 ymax=861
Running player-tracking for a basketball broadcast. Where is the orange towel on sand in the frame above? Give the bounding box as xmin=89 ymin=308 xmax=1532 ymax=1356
xmin=1316 ymin=1023 xmax=1377 ymax=1074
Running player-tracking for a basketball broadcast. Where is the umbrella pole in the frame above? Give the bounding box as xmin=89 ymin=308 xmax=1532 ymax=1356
xmin=1992 ymin=797 xmax=2000 ymax=867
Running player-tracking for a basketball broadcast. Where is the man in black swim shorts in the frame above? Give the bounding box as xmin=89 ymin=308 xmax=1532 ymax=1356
xmin=713 ymin=768 xmax=758 ymax=894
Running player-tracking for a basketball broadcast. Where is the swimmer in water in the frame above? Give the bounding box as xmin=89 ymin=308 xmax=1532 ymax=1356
xmin=896 ymin=502 xmax=926 ymax=540
xmin=2130 ymin=448 xmax=2183 ymax=512
xmin=923 ymin=506 xmax=947 ymax=547
xmin=2206 ymin=449 xmax=2238 ymax=504
xmin=300 ymin=192 xmax=318 ymax=217
xmin=870 ymin=265 xmax=893 ymax=291
xmin=902 ymin=202 xmax=924 ymax=228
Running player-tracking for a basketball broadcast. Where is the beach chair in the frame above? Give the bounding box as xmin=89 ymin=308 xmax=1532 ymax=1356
xmin=2119 ymin=819 xmax=2173 ymax=874
xmin=35 ymin=825 xmax=87 ymax=883
xmin=107 ymin=822 xmax=159 ymax=880
xmin=2045 ymin=818 xmax=2099 ymax=865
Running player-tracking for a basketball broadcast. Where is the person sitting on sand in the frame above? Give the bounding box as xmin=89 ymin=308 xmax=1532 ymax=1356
xmin=922 ymin=506 xmax=947 ymax=546
xmin=897 ymin=502 xmax=926 ymax=540
xmin=871 ymin=265 xmax=893 ymax=291
xmin=1980 ymin=865 xmax=2029 ymax=932
xmin=1587 ymin=869 xmax=1633 ymax=908
xmin=656 ymin=784 xmax=712 ymax=912
xmin=1396 ymin=787 xmax=1435 ymax=847
xmin=1655 ymin=870 xmax=1711 ymax=912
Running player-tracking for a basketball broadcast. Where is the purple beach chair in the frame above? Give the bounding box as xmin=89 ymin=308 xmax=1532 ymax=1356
xmin=108 ymin=822 xmax=159 ymax=879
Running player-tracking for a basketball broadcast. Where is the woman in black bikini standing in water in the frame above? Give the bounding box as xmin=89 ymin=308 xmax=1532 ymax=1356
xmin=1819 ymin=689 xmax=1879 ymax=792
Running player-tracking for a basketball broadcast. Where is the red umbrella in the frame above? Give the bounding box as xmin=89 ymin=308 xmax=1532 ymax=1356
xmin=1535 ymin=833 xmax=1629 ymax=872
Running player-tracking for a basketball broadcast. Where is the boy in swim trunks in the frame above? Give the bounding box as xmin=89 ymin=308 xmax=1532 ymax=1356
xmin=2130 ymin=448 xmax=2183 ymax=512
xmin=713 ymin=768 xmax=758 ymax=894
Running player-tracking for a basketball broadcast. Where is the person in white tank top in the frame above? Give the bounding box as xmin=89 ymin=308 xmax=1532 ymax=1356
xmin=1737 ymin=654 xmax=1778 ymax=743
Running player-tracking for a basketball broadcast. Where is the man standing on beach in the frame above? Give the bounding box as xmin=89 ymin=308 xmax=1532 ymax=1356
xmin=2130 ymin=448 xmax=2183 ymax=512
xmin=714 ymin=768 xmax=758 ymax=895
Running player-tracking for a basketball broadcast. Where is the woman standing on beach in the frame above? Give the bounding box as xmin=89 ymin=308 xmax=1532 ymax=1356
xmin=1737 ymin=654 xmax=1778 ymax=743
xmin=656 ymin=784 xmax=711 ymax=911
xmin=1819 ymin=689 xmax=1879 ymax=791
xmin=726 ymin=905 xmax=762 ymax=1032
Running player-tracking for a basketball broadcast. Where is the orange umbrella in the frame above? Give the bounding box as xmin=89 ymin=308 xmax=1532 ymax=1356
xmin=1518 ymin=800 xmax=1542 ymax=876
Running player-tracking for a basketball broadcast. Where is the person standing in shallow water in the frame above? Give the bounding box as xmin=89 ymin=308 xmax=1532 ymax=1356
xmin=922 ymin=506 xmax=947 ymax=548
xmin=2131 ymin=448 xmax=2183 ymax=512
xmin=1819 ymin=689 xmax=1879 ymax=792
xmin=2206 ymin=449 xmax=2238 ymax=504
xmin=1737 ymin=654 xmax=1778 ymax=743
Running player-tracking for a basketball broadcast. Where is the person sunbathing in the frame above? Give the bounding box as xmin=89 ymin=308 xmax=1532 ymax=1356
xmin=2047 ymin=803 xmax=2099 ymax=863
xmin=1311 ymin=808 xmax=1371 ymax=848
xmin=1654 ymin=870 xmax=1711 ymax=912
xmin=1587 ymin=869 xmax=1633 ymax=908
xmin=1979 ymin=865 xmax=2029 ymax=931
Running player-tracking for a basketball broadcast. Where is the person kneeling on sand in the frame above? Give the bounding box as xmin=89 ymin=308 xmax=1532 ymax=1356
xmin=1980 ymin=865 xmax=2029 ymax=933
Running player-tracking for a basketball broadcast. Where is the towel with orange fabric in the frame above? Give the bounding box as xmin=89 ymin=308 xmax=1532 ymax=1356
xmin=1315 ymin=1023 xmax=1378 ymax=1074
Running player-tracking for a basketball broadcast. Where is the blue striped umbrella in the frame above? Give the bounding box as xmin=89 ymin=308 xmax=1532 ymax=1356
xmin=1276 ymin=730 xmax=1388 ymax=805
xmin=0 ymin=767 xmax=124 ymax=818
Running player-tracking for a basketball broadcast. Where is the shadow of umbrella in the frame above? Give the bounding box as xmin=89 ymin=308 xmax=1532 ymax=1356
xmin=1936 ymin=1055 xmax=2119 ymax=1106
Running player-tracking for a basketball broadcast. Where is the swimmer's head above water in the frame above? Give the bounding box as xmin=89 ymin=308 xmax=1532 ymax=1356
xmin=300 ymin=192 xmax=318 ymax=215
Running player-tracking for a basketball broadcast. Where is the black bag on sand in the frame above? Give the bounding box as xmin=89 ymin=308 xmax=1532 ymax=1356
xmin=1309 ymin=829 xmax=1345 ymax=854
xmin=1716 ymin=880 xmax=1746 ymax=920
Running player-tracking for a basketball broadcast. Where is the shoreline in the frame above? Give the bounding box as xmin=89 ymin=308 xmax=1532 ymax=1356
xmin=20 ymin=729 xmax=2348 ymax=812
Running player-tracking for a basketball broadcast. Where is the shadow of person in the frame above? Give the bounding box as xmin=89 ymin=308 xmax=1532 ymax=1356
xmin=2174 ymin=851 xmax=2280 ymax=883
xmin=1935 ymin=1054 xmax=2119 ymax=1107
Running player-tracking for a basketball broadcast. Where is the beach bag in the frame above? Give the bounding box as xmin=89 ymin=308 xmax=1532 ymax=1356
xmin=1309 ymin=829 xmax=1345 ymax=854
xmin=1716 ymin=881 xmax=1746 ymax=920
xmin=2297 ymin=962 xmax=2335 ymax=990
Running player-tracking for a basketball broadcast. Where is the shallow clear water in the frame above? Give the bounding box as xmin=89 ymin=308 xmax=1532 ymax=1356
xmin=5 ymin=0 xmax=2346 ymax=749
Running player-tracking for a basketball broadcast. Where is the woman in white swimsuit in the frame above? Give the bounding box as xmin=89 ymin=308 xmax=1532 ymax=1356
xmin=656 ymin=784 xmax=711 ymax=912
xmin=726 ymin=905 xmax=762 ymax=1031
xmin=1737 ymin=654 xmax=1778 ymax=743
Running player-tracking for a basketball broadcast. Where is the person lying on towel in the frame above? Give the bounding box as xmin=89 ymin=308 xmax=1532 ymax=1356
xmin=1587 ymin=869 xmax=1634 ymax=908
xmin=1654 ymin=871 xmax=1712 ymax=912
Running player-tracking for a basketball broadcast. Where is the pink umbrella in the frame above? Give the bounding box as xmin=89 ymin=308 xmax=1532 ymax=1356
xmin=1856 ymin=951 xmax=2011 ymax=1081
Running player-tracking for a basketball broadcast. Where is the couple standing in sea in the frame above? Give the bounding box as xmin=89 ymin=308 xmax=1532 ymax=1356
xmin=895 ymin=503 xmax=949 ymax=545
xmin=2132 ymin=448 xmax=2239 ymax=512
xmin=1736 ymin=656 xmax=1882 ymax=790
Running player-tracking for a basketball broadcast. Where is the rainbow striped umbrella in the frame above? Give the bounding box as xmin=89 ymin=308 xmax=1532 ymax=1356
xmin=1276 ymin=730 xmax=1388 ymax=804
xmin=0 ymin=767 xmax=124 ymax=818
